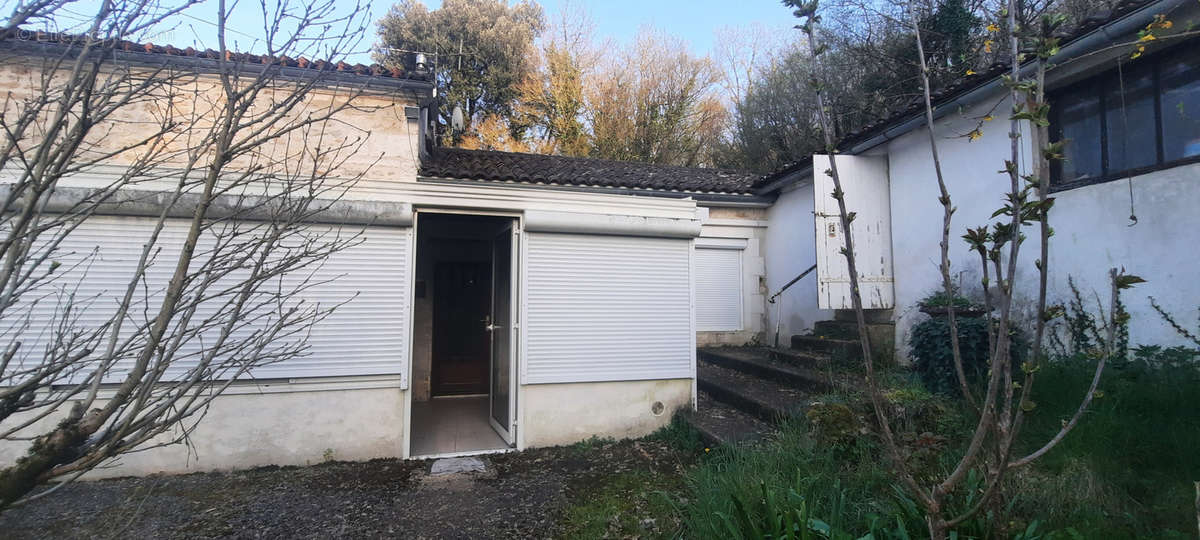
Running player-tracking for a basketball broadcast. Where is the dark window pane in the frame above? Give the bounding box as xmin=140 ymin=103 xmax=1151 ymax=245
xmin=1105 ymin=64 xmax=1158 ymax=173
xmin=1161 ymin=48 xmax=1200 ymax=162
xmin=1056 ymin=90 xmax=1102 ymax=183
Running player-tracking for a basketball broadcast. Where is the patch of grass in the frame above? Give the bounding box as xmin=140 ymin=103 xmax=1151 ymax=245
xmin=1012 ymin=355 xmax=1200 ymax=537
xmin=681 ymin=416 xmax=912 ymax=538
xmin=645 ymin=413 xmax=705 ymax=453
xmin=558 ymin=469 xmax=687 ymax=539
xmin=567 ymin=435 xmax=616 ymax=455
xmin=557 ymin=348 xmax=1199 ymax=538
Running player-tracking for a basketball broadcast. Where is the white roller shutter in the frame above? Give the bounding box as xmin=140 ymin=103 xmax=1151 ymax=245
xmin=7 ymin=215 xmax=410 ymax=383
xmin=694 ymin=247 xmax=743 ymax=331
xmin=524 ymin=232 xmax=693 ymax=384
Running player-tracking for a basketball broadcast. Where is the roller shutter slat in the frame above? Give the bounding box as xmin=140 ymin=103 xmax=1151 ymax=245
xmin=525 ymin=233 xmax=692 ymax=384
xmin=694 ymin=248 xmax=743 ymax=331
xmin=6 ymin=215 xmax=410 ymax=383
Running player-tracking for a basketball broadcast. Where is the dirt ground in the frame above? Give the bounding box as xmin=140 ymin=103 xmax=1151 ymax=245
xmin=0 ymin=438 xmax=692 ymax=539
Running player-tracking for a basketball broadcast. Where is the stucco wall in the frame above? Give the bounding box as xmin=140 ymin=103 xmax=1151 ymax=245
xmin=0 ymin=380 xmax=406 ymax=478
xmin=1048 ymin=162 xmax=1200 ymax=347
xmin=0 ymin=60 xmax=424 ymax=190
xmin=887 ymin=92 xmax=1198 ymax=354
xmin=519 ymin=378 xmax=692 ymax=448
xmin=697 ymin=206 xmax=769 ymax=346
xmin=764 ymin=181 xmax=832 ymax=346
xmin=885 ymin=96 xmax=1036 ymax=357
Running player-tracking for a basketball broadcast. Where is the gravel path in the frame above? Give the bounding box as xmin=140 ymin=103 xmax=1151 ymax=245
xmin=0 ymin=439 xmax=687 ymax=539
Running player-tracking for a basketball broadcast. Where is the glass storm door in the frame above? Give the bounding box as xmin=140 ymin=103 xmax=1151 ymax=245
xmin=488 ymin=220 xmax=518 ymax=444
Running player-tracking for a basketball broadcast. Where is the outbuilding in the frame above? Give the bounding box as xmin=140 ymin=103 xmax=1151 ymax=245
xmin=0 ymin=32 xmax=769 ymax=473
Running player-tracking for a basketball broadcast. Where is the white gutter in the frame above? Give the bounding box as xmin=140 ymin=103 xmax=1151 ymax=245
xmin=524 ymin=209 xmax=703 ymax=238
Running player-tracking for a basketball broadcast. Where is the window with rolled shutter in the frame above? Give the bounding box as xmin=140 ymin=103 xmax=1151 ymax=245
xmin=694 ymin=247 xmax=743 ymax=331
xmin=524 ymin=232 xmax=693 ymax=384
xmin=8 ymin=215 xmax=412 ymax=383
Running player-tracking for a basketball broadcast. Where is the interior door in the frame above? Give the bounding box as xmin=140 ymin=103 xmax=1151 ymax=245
xmin=812 ymin=154 xmax=895 ymax=309
xmin=431 ymin=260 xmax=490 ymax=396
xmin=488 ymin=220 xmax=518 ymax=444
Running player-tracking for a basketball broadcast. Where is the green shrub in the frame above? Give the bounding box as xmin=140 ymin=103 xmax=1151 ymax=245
xmin=682 ymin=415 xmax=1009 ymax=539
xmin=908 ymin=316 xmax=1025 ymax=396
xmin=804 ymin=403 xmax=861 ymax=448
xmin=918 ymin=289 xmax=975 ymax=309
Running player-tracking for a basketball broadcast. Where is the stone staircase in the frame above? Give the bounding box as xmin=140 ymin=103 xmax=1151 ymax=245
xmin=685 ymin=303 xmax=899 ymax=445
xmin=686 ymin=312 xmax=894 ymax=446
xmin=686 ymin=341 xmax=845 ymax=446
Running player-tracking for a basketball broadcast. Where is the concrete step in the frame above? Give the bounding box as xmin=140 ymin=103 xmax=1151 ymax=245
xmin=765 ymin=347 xmax=832 ymax=370
xmin=811 ymin=318 xmax=896 ymax=366
xmin=696 ymin=361 xmax=815 ymax=423
xmin=833 ymin=308 xmax=894 ymax=323
xmin=686 ymin=391 xmax=775 ymax=447
xmin=813 ymin=320 xmax=864 ymax=340
xmin=698 ymin=347 xmax=831 ymax=392
xmin=791 ymin=334 xmax=863 ymax=362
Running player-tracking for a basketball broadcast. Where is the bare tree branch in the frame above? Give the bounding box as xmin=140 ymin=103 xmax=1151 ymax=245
xmin=0 ymin=0 xmax=382 ymax=510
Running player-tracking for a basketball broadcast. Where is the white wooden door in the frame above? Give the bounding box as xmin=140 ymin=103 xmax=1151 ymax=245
xmin=812 ymin=154 xmax=895 ymax=309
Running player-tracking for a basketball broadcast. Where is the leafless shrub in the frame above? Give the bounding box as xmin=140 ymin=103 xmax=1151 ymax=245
xmin=0 ymin=0 xmax=382 ymax=510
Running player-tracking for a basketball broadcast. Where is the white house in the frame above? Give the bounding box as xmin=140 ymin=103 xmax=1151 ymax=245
xmin=760 ymin=0 xmax=1200 ymax=358
xmin=2 ymin=0 xmax=1195 ymax=478
xmin=0 ymin=32 xmax=773 ymax=475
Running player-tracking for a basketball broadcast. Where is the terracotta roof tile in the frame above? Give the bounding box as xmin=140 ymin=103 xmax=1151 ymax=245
xmin=420 ymin=147 xmax=760 ymax=195
xmin=0 ymin=28 xmax=431 ymax=83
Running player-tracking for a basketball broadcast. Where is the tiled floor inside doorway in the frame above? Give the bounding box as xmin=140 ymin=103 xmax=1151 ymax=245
xmin=411 ymin=396 xmax=509 ymax=457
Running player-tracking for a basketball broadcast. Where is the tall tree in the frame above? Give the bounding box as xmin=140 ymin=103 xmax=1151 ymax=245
xmin=712 ymin=22 xmax=790 ymax=113
xmin=374 ymin=0 xmax=544 ymax=142
xmin=721 ymin=45 xmax=822 ymax=172
xmin=513 ymin=43 xmax=589 ymax=156
xmin=787 ymin=0 xmax=1155 ymax=536
xmin=585 ymin=29 xmax=727 ymax=167
xmin=719 ymin=0 xmax=1128 ymax=173
xmin=510 ymin=2 xmax=599 ymax=156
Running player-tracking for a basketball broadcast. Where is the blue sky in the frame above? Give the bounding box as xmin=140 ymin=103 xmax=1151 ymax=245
xmin=46 ymin=0 xmax=797 ymax=64
xmin=504 ymin=0 xmax=794 ymax=56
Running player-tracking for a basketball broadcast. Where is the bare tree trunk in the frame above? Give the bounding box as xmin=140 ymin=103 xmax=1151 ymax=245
xmin=785 ymin=0 xmax=934 ymax=527
xmin=911 ymin=6 xmax=974 ymax=409
xmin=788 ymin=1 xmax=1138 ymax=538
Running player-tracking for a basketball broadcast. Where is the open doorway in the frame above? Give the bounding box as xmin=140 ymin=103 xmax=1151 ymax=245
xmin=410 ymin=212 xmax=517 ymax=457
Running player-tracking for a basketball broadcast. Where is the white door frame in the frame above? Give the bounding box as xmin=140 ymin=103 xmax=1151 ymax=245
xmin=403 ymin=207 xmax=524 ymax=459
xmin=487 ymin=220 xmax=519 ymax=444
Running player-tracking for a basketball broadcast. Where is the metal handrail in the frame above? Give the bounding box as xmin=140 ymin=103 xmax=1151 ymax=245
xmin=769 ymin=263 xmax=817 ymax=348
xmin=768 ymin=263 xmax=817 ymax=304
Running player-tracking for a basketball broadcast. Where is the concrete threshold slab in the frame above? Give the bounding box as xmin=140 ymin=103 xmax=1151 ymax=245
xmin=431 ymin=456 xmax=487 ymax=476
xmin=419 ymin=455 xmax=498 ymax=490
